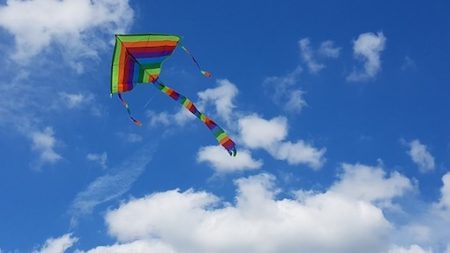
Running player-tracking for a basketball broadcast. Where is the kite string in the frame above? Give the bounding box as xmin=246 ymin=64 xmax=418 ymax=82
xmin=117 ymin=93 xmax=142 ymax=126
xmin=180 ymin=44 xmax=212 ymax=78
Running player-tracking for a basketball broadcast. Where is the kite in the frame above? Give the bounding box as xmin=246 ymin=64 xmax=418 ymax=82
xmin=111 ymin=34 xmax=237 ymax=156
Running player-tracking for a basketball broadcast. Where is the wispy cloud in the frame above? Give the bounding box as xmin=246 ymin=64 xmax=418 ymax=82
xmin=347 ymin=32 xmax=386 ymax=82
xmin=263 ymin=66 xmax=307 ymax=113
xmin=407 ymin=139 xmax=435 ymax=173
xmin=86 ymin=152 xmax=108 ymax=169
xmin=70 ymin=145 xmax=155 ymax=224
xmin=30 ymin=126 xmax=62 ymax=169
xmin=299 ymin=38 xmax=341 ymax=74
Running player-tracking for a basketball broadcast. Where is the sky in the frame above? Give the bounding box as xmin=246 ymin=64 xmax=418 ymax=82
xmin=0 ymin=0 xmax=450 ymax=252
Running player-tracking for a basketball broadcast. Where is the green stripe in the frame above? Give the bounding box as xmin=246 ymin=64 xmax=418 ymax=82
xmin=111 ymin=65 xmax=119 ymax=89
xmin=117 ymin=35 xmax=180 ymax=43
xmin=112 ymin=40 xmax=123 ymax=66
xmin=142 ymin=63 xmax=161 ymax=70
xmin=216 ymin=132 xmax=227 ymax=141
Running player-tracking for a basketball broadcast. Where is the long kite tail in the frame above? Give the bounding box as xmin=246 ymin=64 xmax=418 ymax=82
xmin=154 ymin=80 xmax=237 ymax=156
xmin=180 ymin=45 xmax=212 ymax=78
xmin=117 ymin=93 xmax=142 ymax=126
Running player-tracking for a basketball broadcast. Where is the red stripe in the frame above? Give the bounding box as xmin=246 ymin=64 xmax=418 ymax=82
xmin=126 ymin=45 xmax=177 ymax=54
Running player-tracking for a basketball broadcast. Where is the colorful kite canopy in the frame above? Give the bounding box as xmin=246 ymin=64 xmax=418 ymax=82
xmin=111 ymin=34 xmax=237 ymax=156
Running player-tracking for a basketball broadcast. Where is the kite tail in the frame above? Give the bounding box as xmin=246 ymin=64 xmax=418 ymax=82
xmin=153 ymin=80 xmax=237 ymax=156
xmin=117 ymin=93 xmax=142 ymax=126
xmin=180 ymin=45 xmax=212 ymax=78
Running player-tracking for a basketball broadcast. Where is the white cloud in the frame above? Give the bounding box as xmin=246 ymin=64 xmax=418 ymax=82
xmin=197 ymin=79 xmax=238 ymax=123
xmin=87 ymin=152 xmax=108 ymax=169
xmin=75 ymin=240 xmax=176 ymax=253
xmin=388 ymin=245 xmax=432 ymax=253
xmin=70 ymin=145 xmax=154 ymax=222
xmin=197 ymin=145 xmax=262 ymax=173
xmin=238 ymin=114 xmax=325 ymax=169
xmin=270 ymin=140 xmax=326 ymax=169
xmin=435 ymin=172 xmax=450 ymax=220
xmin=285 ymin=89 xmax=307 ymax=112
xmin=103 ymin=173 xmax=391 ymax=253
xmin=33 ymin=234 xmax=77 ymax=253
xmin=299 ymin=38 xmax=325 ymax=73
xmin=331 ymin=163 xmax=413 ymax=205
xmin=59 ymin=92 xmax=93 ymax=109
xmin=439 ymin=172 xmax=450 ymax=209
xmin=347 ymin=32 xmax=386 ymax=82
xmin=30 ymin=126 xmax=62 ymax=167
xmin=298 ymin=38 xmax=341 ymax=74
xmin=407 ymin=140 xmax=435 ymax=172
xmin=318 ymin=40 xmax=341 ymax=58
xmin=0 ymin=0 xmax=133 ymax=69
xmin=263 ymin=66 xmax=307 ymax=113
xmin=238 ymin=114 xmax=288 ymax=149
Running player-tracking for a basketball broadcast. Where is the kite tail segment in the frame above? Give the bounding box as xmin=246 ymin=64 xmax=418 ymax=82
xmin=154 ymin=80 xmax=237 ymax=156
xmin=180 ymin=45 xmax=212 ymax=78
xmin=117 ymin=93 xmax=142 ymax=126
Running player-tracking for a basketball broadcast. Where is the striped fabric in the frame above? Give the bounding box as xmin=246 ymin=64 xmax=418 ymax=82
xmin=154 ymin=80 xmax=237 ymax=156
xmin=111 ymin=34 xmax=181 ymax=94
xmin=110 ymin=34 xmax=237 ymax=156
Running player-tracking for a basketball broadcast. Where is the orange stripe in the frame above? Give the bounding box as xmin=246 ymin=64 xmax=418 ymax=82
xmin=219 ymin=136 xmax=230 ymax=145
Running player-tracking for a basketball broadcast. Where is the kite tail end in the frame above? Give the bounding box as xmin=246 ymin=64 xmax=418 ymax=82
xmin=228 ymin=147 xmax=237 ymax=157
xmin=132 ymin=118 xmax=142 ymax=127
xmin=201 ymin=70 xmax=212 ymax=78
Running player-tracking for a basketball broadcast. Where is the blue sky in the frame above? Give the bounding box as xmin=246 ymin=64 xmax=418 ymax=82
xmin=0 ymin=0 xmax=450 ymax=252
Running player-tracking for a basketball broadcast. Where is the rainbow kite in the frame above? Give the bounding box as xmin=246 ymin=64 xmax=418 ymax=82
xmin=111 ymin=34 xmax=237 ymax=156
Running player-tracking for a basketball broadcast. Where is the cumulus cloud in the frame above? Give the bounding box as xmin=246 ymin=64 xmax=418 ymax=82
xmin=197 ymin=145 xmax=262 ymax=173
xmin=435 ymin=172 xmax=450 ymax=221
xmin=407 ymin=140 xmax=435 ymax=172
xmin=33 ymin=234 xmax=77 ymax=253
xmin=270 ymin=141 xmax=325 ymax=169
xmin=347 ymin=32 xmax=386 ymax=82
xmin=100 ymin=173 xmax=391 ymax=253
xmin=0 ymin=0 xmax=133 ymax=70
xmin=331 ymin=163 xmax=413 ymax=206
xmin=388 ymin=245 xmax=432 ymax=253
xmin=238 ymin=114 xmax=325 ymax=169
xmin=197 ymin=79 xmax=238 ymax=123
xmin=30 ymin=126 xmax=62 ymax=167
xmin=86 ymin=152 xmax=108 ymax=169
xmin=239 ymin=114 xmax=288 ymax=149
xmin=75 ymin=239 xmax=176 ymax=253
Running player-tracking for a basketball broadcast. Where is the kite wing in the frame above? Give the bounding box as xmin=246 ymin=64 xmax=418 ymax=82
xmin=110 ymin=34 xmax=237 ymax=156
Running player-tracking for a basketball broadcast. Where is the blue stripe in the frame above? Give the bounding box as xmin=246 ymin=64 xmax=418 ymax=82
xmin=137 ymin=56 xmax=169 ymax=64
xmin=132 ymin=62 xmax=140 ymax=83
